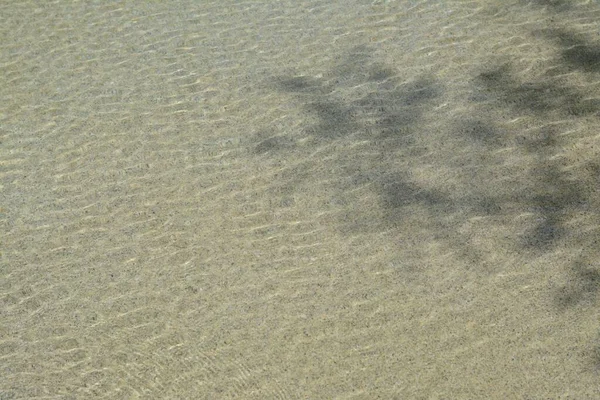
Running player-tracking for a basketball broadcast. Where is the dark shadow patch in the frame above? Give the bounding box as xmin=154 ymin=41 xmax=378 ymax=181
xmin=401 ymin=78 xmax=440 ymax=106
xmin=329 ymin=45 xmax=377 ymax=83
xmin=456 ymin=119 xmax=503 ymax=146
xmin=519 ymin=125 xmax=560 ymax=152
xmin=563 ymin=44 xmax=600 ymax=73
xmin=522 ymin=215 xmax=563 ymax=249
xmin=371 ymin=110 xmax=416 ymax=141
xmin=475 ymin=197 xmax=504 ymax=215
xmin=265 ymin=47 xmax=443 ymax=161
xmin=470 ymin=55 xmax=598 ymax=254
xmin=368 ymin=64 xmax=397 ymax=82
xmin=275 ymin=76 xmax=331 ymax=95
xmin=519 ymin=164 xmax=586 ymax=249
xmin=352 ymin=78 xmax=440 ymax=144
xmin=304 ymin=100 xmax=357 ymax=139
xmin=474 ymin=64 xmax=597 ymax=116
xmin=555 ymin=259 xmax=600 ymax=309
xmin=380 ymin=177 xmax=452 ymax=211
xmin=588 ymin=346 xmax=600 ymax=372
xmin=254 ymin=135 xmax=294 ymax=154
xmin=538 ymin=28 xmax=600 ymax=73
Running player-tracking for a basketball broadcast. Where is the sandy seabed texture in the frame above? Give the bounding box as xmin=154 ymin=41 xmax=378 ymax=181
xmin=2 ymin=0 xmax=600 ymax=398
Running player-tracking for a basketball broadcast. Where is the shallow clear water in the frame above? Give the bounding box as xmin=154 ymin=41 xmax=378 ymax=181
xmin=2 ymin=0 xmax=600 ymax=398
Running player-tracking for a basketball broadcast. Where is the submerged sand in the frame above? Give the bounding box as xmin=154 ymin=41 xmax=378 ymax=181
xmin=2 ymin=0 xmax=600 ymax=398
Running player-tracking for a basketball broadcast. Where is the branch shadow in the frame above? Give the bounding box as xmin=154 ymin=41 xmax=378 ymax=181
xmin=249 ymin=8 xmax=600 ymax=368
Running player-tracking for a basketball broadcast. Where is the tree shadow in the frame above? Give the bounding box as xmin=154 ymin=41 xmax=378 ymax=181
xmin=250 ymin=1 xmax=600 ymax=321
xmin=542 ymin=28 xmax=600 ymax=73
xmin=555 ymin=259 xmax=600 ymax=309
xmin=245 ymin=0 xmax=600 ymax=369
xmin=252 ymin=37 xmax=599 ymax=264
xmin=474 ymin=63 xmax=599 ymax=116
xmin=270 ymin=56 xmax=440 ymax=147
xmin=498 ymin=0 xmax=600 ymax=368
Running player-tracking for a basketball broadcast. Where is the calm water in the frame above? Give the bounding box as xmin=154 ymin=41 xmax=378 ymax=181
xmin=2 ymin=0 xmax=600 ymax=398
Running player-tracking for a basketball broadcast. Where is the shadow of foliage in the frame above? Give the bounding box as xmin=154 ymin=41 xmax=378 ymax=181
xmin=466 ymin=55 xmax=597 ymax=252
xmin=518 ymin=0 xmax=600 ymax=368
xmin=255 ymin=40 xmax=599 ymax=262
xmin=252 ymin=14 xmax=600 ymax=327
xmin=521 ymin=165 xmax=587 ymax=249
xmin=543 ymin=28 xmax=600 ymax=73
xmin=271 ymin=64 xmax=440 ymax=146
xmin=474 ymin=63 xmax=599 ymax=115
xmin=555 ymin=259 xmax=600 ymax=309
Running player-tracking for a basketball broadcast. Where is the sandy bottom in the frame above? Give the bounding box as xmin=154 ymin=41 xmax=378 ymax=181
xmin=2 ymin=0 xmax=600 ymax=398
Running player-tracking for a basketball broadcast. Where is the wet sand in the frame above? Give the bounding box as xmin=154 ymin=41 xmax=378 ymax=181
xmin=2 ymin=0 xmax=600 ymax=398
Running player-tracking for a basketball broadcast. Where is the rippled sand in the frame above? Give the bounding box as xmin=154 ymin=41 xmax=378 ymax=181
xmin=2 ymin=0 xmax=600 ymax=398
